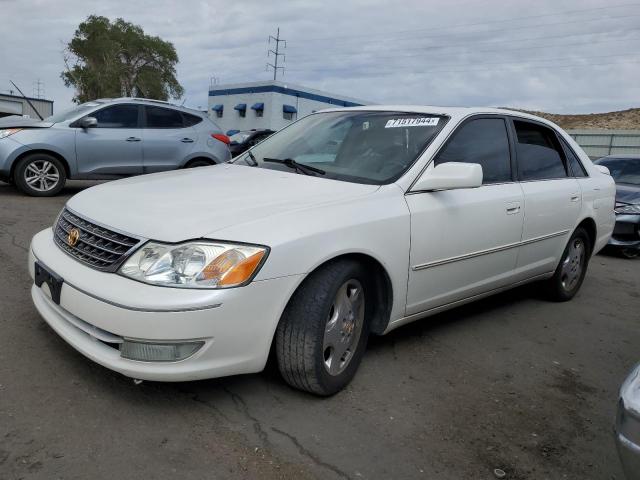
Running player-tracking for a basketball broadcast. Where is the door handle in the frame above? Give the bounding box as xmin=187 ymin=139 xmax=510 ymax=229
xmin=181 ymin=138 xmax=194 ymax=143
xmin=126 ymin=137 xmax=141 ymax=142
xmin=506 ymin=202 xmax=521 ymax=215
xmin=570 ymin=193 xmax=580 ymax=202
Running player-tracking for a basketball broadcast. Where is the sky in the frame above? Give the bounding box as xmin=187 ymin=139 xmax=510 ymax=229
xmin=1 ymin=0 xmax=639 ymax=114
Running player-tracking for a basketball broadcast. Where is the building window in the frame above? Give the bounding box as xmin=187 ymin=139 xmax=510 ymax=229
xmin=283 ymin=104 xmax=297 ymax=121
xmin=251 ymin=102 xmax=264 ymax=118
xmin=234 ymin=103 xmax=247 ymax=118
xmin=212 ymin=104 xmax=223 ymax=118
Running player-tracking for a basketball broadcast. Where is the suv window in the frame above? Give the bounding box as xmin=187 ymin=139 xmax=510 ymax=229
xmin=145 ymin=106 xmax=184 ymax=128
xmin=92 ymin=104 xmax=139 ymax=128
xmin=560 ymin=138 xmax=588 ymax=177
xmin=514 ymin=120 xmax=567 ymax=180
xmin=183 ymin=113 xmax=203 ymax=127
xmin=435 ymin=118 xmax=511 ymax=184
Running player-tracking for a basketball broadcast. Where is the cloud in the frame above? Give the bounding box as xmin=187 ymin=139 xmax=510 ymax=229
xmin=1 ymin=0 xmax=639 ymax=113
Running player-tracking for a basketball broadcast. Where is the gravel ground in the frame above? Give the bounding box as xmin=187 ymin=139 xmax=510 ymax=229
xmin=0 ymin=180 xmax=638 ymax=480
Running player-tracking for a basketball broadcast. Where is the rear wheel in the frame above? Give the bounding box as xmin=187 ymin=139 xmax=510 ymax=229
xmin=14 ymin=153 xmax=66 ymax=196
xmin=185 ymin=159 xmax=214 ymax=168
xmin=275 ymin=260 xmax=371 ymax=396
xmin=545 ymin=227 xmax=590 ymax=301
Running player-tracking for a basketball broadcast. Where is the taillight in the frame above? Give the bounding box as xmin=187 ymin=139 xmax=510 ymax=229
xmin=212 ymin=133 xmax=230 ymax=145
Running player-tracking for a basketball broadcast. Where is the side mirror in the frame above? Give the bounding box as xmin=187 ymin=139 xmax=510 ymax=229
xmin=595 ymin=165 xmax=610 ymax=175
xmin=412 ymin=162 xmax=483 ymax=192
xmin=79 ymin=116 xmax=97 ymax=129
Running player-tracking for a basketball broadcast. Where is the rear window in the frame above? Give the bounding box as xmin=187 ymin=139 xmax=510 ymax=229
xmin=514 ymin=120 xmax=568 ymax=181
xmin=183 ymin=113 xmax=203 ymax=127
xmin=145 ymin=106 xmax=184 ymax=128
xmin=597 ymin=157 xmax=640 ymax=185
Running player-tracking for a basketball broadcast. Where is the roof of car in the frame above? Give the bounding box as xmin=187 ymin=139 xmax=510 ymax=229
xmin=319 ymin=105 xmax=563 ymax=129
xmin=599 ymin=154 xmax=640 ymax=160
xmin=95 ymin=97 xmax=205 ymax=116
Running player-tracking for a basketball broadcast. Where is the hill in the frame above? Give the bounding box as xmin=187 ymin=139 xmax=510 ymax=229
xmin=510 ymin=107 xmax=640 ymax=130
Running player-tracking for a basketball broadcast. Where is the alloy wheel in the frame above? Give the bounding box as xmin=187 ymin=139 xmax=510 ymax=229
xmin=24 ymin=160 xmax=60 ymax=192
xmin=560 ymin=238 xmax=585 ymax=291
xmin=323 ymin=279 xmax=365 ymax=376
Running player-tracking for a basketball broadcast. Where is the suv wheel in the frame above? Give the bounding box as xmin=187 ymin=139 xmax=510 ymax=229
xmin=275 ymin=260 xmax=371 ymax=396
xmin=14 ymin=154 xmax=66 ymax=197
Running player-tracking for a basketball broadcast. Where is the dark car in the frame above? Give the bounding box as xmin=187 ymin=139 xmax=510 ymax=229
xmin=595 ymin=155 xmax=640 ymax=258
xmin=229 ymin=129 xmax=274 ymax=157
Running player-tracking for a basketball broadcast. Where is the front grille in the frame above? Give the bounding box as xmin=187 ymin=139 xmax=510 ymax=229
xmin=54 ymin=209 xmax=140 ymax=271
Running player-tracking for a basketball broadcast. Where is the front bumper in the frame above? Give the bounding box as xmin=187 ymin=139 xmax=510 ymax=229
xmin=608 ymin=214 xmax=640 ymax=250
xmin=29 ymin=228 xmax=303 ymax=381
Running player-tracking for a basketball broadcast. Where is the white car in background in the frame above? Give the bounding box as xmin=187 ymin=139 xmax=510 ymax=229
xmin=28 ymin=106 xmax=615 ymax=395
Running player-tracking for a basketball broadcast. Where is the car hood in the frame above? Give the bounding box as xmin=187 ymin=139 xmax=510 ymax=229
xmin=66 ymin=164 xmax=380 ymax=242
xmin=0 ymin=116 xmax=53 ymax=128
xmin=616 ymin=183 xmax=640 ymax=205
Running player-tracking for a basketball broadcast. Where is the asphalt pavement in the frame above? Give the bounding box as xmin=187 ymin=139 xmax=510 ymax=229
xmin=1 ymin=180 xmax=638 ymax=480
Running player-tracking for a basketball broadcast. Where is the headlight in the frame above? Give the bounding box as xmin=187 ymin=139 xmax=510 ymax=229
xmin=0 ymin=128 xmax=23 ymax=139
xmin=119 ymin=241 xmax=268 ymax=289
xmin=615 ymin=203 xmax=640 ymax=215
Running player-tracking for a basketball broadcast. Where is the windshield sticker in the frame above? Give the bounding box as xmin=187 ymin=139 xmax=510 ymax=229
xmin=362 ymin=121 xmax=370 ymax=130
xmin=385 ymin=117 xmax=439 ymax=128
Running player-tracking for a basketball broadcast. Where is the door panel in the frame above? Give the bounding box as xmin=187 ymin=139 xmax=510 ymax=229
xmin=406 ymin=183 xmax=524 ymax=314
xmin=515 ymin=179 xmax=581 ymax=279
xmin=75 ymin=104 xmax=143 ymax=176
xmin=142 ymin=106 xmax=197 ymax=173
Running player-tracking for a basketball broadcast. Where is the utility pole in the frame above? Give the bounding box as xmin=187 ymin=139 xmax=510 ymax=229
xmin=266 ymin=28 xmax=286 ymax=80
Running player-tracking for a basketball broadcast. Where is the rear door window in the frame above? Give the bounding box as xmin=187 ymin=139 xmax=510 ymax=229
xmin=560 ymin=138 xmax=588 ymax=177
xmin=435 ymin=117 xmax=512 ymax=184
xmin=92 ymin=104 xmax=139 ymax=128
xmin=145 ymin=106 xmax=184 ymax=128
xmin=513 ymin=120 xmax=568 ymax=181
xmin=183 ymin=113 xmax=203 ymax=127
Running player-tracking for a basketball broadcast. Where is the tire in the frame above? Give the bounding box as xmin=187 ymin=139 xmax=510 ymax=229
xmin=185 ymin=159 xmax=213 ymax=168
xmin=14 ymin=153 xmax=66 ymax=197
xmin=545 ymin=227 xmax=591 ymax=302
xmin=620 ymin=248 xmax=640 ymax=259
xmin=275 ymin=260 xmax=372 ymax=396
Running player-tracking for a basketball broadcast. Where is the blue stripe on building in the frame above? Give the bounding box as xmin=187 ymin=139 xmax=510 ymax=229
xmin=208 ymin=85 xmax=363 ymax=108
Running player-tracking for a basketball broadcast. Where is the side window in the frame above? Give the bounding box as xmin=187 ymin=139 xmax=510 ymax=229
xmin=92 ymin=104 xmax=139 ymax=128
xmin=514 ymin=120 xmax=568 ymax=181
xmin=183 ymin=113 xmax=203 ymax=127
xmin=145 ymin=106 xmax=184 ymax=128
xmin=435 ymin=118 xmax=511 ymax=184
xmin=560 ymin=138 xmax=588 ymax=177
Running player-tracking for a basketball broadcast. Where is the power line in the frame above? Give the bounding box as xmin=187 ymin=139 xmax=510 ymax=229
xmin=288 ymin=26 xmax=640 ymax=61
xmin=288 ymin=52 xmax=638 ymax=74
xmin=266 ymin=27 xmax=286 ymax=80
xmin=288 ymin=2 xmax=640 ymax=44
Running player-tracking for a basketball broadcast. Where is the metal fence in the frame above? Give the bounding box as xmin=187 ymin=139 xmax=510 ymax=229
xmin=567 ymin=129 xmax=640 ymax=159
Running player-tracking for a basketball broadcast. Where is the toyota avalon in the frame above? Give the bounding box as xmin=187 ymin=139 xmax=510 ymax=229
xmin=28 ymin=106 xmax=616 ymax=395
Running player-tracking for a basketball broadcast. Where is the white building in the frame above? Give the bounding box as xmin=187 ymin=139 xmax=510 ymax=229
xmin=208 ymin=80 xmax=370 ymax=135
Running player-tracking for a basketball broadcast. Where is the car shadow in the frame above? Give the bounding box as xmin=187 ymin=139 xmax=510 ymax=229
xmin=0 ymin=180 xmax=105 ymax=197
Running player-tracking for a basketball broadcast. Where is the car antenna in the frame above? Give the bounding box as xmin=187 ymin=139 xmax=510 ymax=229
xmin=10 ymin=80 xmax=44 ymax=121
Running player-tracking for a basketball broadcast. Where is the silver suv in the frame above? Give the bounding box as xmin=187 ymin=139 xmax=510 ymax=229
xmin=0 ymin=98 xmax=231 ymax=196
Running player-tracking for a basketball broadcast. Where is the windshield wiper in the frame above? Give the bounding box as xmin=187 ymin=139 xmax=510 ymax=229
xmin=263 ymin=157 xmax=326 ymax=176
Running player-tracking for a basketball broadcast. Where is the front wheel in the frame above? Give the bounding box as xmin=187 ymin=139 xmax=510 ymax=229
xmin=14 ymin=154 xmax=66 ymax=196
xmin=545 ymin=227 xmax=591 ymax=301
xmin=275 ymin=260 xmax=371 ymax=396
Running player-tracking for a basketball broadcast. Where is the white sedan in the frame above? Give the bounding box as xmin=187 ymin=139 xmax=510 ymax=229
xmin=28 ymin=106 xmax=616 ymax=395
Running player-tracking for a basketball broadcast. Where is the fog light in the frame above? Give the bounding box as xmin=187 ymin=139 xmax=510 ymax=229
xmin=120 ymin=340 xmax=204 ymax=362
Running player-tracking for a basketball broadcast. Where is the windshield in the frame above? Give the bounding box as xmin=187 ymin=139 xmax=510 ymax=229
xmin=232 ymin=111 xmax=447 ymax=185
xmin=597 ymin=157 xmax=640 ymax=186
xmin=45 ymin=102 xmax=103 ymax=123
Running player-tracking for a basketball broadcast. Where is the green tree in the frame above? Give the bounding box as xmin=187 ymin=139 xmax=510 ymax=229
xmin=62 ymin=15 xmax=184 ymax=103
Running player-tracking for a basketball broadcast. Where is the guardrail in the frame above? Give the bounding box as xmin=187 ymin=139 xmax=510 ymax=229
xmin=567 ymin=129 xmax=640 ymax=158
